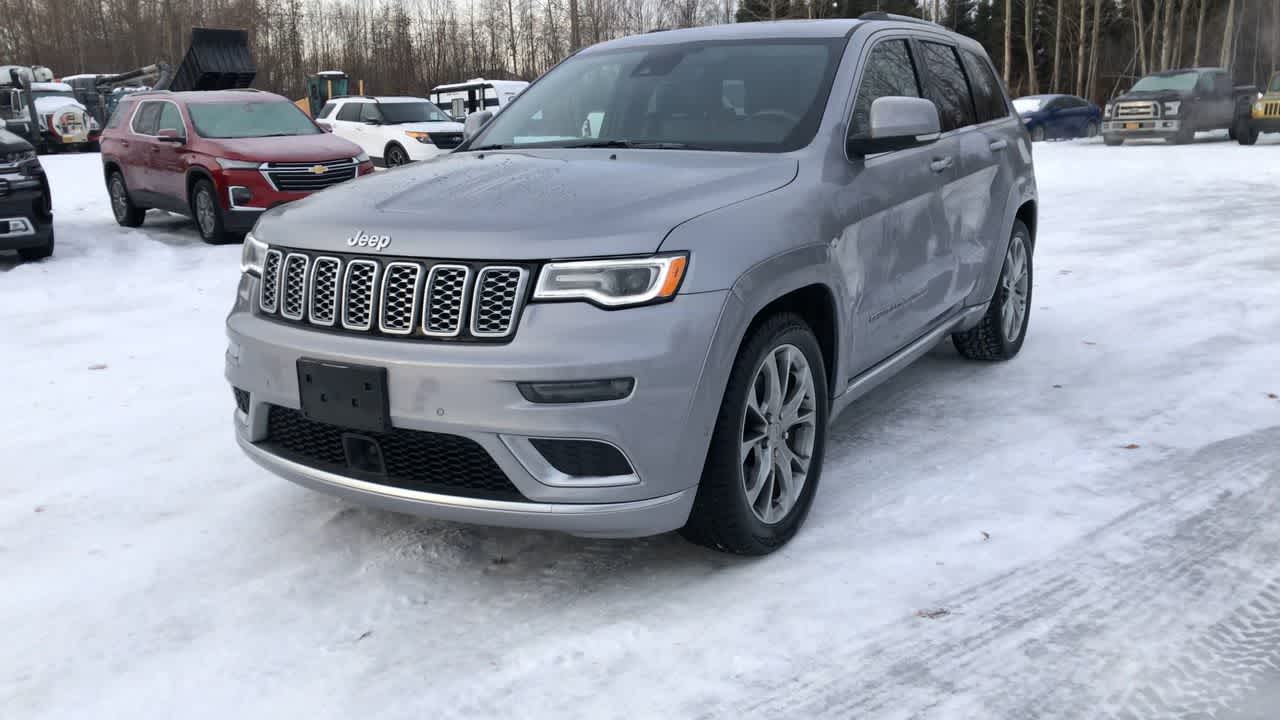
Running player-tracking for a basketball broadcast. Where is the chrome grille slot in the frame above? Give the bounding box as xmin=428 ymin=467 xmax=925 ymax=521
xmin=341 ymin=260 xmax=380 ymax=331
xmin=1115 ymin=102 xmax=1157 ymax=120
xmin=471 ymin=266 xmax=527 ymax=338
xmin=308 ymin=257 xmax=341 ymax=326
xmin=423 ymin=265 xmax=469 ymax=337
xmin=379 ymin=262 xmax=423 ymax=335
xmin=259 ymin=249 xmax=283 ymax=313
xmin=280 ymin=253 xmax=309 ymax=320
xmin=263 ymin=158 xmax=358 ymax=192
xmin=1265 ymin=102 xmax=1280 ymax=117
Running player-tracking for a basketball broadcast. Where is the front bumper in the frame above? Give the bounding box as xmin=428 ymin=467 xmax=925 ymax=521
xmin=226 ymin=276 xmax=732 ymax=537
xmin=218 ymin=162 xmax=377 ymax=229
xmin=1102 ymin=119 xmax=1181 ymax=137
xmin=1248 ymin=116 xmax=1280 ymax=133
xmin=0 ymin=177 xmax=53 ymax=251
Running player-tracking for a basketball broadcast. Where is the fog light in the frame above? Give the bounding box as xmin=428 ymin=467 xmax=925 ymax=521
xmin=230 ymin=186 xmax=253 ymax=207
xmin=517 ymin=378 xmax=634 ymax=404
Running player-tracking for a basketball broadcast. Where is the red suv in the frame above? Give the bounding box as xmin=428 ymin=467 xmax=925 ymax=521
xmin=100 ymin=90 xmax=374 ymax=244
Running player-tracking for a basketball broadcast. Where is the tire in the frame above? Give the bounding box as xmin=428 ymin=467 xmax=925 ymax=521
xmin=1030 ymin=125 xmax=1046 ymax=142
xmin=680 ymin=312 xmax=829 ymax=555
xmin=1169 ymin=125 xmax=1195 ymax=144
xmin=107 ymin=171 xmax=145 ymax=227
xmin=1234 ymin=118 xmax=1259 ymax=146
xmin=17 ymin=229 xmax=54 ymax=261
xmin=192 ymin=179 xmax=235 ymax=244
xmin=1103 ymin=135 xmax=1124 ymax=146
xmin=385 ymin=143 xmax=411 ymax=167
xmin=953 ymin=220 xmax=1033 ymax=361
xmin=1083 ymin=121 xmax=1099 ymax=139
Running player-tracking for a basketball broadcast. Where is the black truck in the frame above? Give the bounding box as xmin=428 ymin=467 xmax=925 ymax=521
xmin=1101 ymin=67 xmax=1255 ymax=145
xmin=0 ymin=126 xmax=53 ymax=260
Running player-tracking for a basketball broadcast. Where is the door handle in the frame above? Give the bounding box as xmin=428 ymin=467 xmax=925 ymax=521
xmin=988 ymin=139 xmax=1008 ymax=151
xmin=930 ymin=156 xmax=954 ymax=173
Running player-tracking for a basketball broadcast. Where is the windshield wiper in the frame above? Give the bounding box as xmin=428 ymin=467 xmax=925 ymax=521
xmin=469 ymin=143 xmax=508 ymax=151
xmin=554 ymin=139 xmax=712 ymax=150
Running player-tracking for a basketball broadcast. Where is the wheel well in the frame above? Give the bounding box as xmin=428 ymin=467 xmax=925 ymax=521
xmin=185 ymin=169 xmax=215 ymax=209
xmin=1015 ymin=200 xmax=1037 ymax=248
xmin=385 ymin=141 xmax=405 ymax=157
xmin=750 ymin=284 xmax=838 ymax=395
xmin=102 ymin=161 xmax=120 ymax=182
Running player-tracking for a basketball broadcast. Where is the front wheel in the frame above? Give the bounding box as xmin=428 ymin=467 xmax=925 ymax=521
xmin=385 ymin=144 xmax=411 ymax=167
xmin=108 ymin=171 xmax=145 ymax=227
xmin=192 ymin=179 xmax=234 ymax=244
xmin=1030 ymin=125 xmax=1046 ymax=142
xmin=17 ymin=229 xmax=54 ymax=261
xmin=1234 ymin=118 xmax=1259 ymax=146
xmin=1103 ymin=135 xmax=1123 ymax=146
xmin=953 ymin=220 xmax=1033 ymax=361
xmin=1083 ymin=121 xmax=1099 ymax=139
xmin=681 ymin=313 xmax=828 ymax=555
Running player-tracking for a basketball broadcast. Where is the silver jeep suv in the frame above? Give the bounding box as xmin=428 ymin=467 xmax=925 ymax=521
xmin=226 ymin=16 xmax=1036 ymax=554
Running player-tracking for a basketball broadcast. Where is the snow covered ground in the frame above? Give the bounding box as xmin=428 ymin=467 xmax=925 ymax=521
xmin=3 ymin=134 xmax=1280 ymax=719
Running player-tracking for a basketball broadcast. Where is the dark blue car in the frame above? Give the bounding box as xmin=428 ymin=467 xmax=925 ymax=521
xmin=1014 ymin=94 xmax=1103 ymax=141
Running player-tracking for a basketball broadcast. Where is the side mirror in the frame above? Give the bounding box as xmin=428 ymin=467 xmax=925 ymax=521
xmin=318 ymin=123 xmax=333 ymax=133
xmin=463 ymin=110 xmax=494 ymax=140
xmin=156 ymin=128 xmax=184 ymax=143
xmin=847 ymin=96 xmax=941 ymax=156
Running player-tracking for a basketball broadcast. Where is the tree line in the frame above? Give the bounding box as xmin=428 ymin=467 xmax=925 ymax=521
xmin=0 ymin=0 xmax=1277 ymax=104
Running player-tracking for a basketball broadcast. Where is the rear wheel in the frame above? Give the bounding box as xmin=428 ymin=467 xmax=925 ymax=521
xmin=17 ymin=229 xmax=54 ymax=261
xmin=681 ymin=313 xmax=828 ymax=555
xmin=1234 ymin=117 xmax=1259 ymax=146
xmin=385 ymin=143 xmax=410 ymax=167
xmin=192 ymin=179 xmax=234 ymax=245
xmin=108 ymin=171 xmax=145 ymax=227
xmin=953 ymin=220 xmax=1033 ymax=361
xmin=1031 ymin=125 xmax=1046 ymax=142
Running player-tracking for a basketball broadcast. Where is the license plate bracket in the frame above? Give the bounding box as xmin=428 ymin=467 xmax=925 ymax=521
xmin=297 ymin=359 xmax=390 ymax=433
xmin=1125 ymin=122 xmax=1140 ymax=130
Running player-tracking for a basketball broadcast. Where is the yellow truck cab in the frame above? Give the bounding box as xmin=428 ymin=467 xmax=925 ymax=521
xmin=1239 ymin=72 xmax=1280 ymax=145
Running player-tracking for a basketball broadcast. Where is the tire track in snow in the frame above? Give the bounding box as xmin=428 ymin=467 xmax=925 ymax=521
xmin=726 ymin=426 xmax=1280 ymax=719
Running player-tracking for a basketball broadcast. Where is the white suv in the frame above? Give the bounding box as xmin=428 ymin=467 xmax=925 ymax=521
xmin=315 ymin=96 xmax=465 ymax=167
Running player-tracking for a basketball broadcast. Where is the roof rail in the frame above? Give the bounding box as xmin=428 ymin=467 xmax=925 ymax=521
xmin=859 ymin=11 xmax=939 ymax=26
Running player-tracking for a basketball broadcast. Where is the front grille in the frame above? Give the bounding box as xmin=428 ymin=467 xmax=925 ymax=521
xmin=428 ymin=132 xmax=463 ymax=149
xmin=530 ymin=438 xmax=633 ymax=477
xmin=262 ymin=405 xmax=525 ymax=500
xmin=233 ymin=387 xmax=250 ymax=414
xmin=1115 ymin=102 xmax=1157 ymax=120
xmin=258 ymin=247 xmax=530 ymax=342
xmin=1263 ymin=101 xmax=1280 ymax=118
xmin=263 ymin=158 xmax=358 ymax=192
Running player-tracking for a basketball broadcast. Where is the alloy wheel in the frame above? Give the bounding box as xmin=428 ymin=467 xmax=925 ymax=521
xmin=196 ymin=190 xmax=216 ymax=237
xmin=1001 ymin=234 xmax=1030 ymax=343
xmin=740 ymin=344 xmax=818 ymax=524
xmin=110 ymin=178 xmax=128 ymax=220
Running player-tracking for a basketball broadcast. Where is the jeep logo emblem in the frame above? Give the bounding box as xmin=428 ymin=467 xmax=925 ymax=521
xmin=347 ymin=232 xmax=391 ymax=251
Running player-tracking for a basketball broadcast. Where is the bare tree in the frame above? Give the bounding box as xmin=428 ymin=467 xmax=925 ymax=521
xmin=1051 ymin=0 xmax=1063 ymax=91
xmin=1076 ymin=0 xmax=1089 ymax=96
xmin=1086 ymin=0 xmax=1102 ymax=99
xmin=1220 ymin=0 xmax=1238 ymax=68
xmin=1004 ymin=0 xmax=1013 ymax=85
xmin=1134 ymin=0 xmax=1149 ymax=75
xmin=1160 ymin=0 xmax=1177 ymax=70
xmin=1193 ymin=0 xmax=1207 ymax=65
xmin=1024 ymin=0 xmax=1038 ymax=94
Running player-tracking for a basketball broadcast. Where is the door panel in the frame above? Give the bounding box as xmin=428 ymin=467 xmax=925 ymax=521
xmin=150 ymin=102 xmax=188 ymax=207
xmin=127 ymin=101 xmax=162 ymax=193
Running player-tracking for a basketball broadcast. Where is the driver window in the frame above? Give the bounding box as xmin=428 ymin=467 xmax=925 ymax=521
xmin=850 ymin=39 xmax=921 ymax=141
xmin=157 ymin=103 xmax=185 ymax=136
xmin=360 ymin=103 xmax=381 ymax=123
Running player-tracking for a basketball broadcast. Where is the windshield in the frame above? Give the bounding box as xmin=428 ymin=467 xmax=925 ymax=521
xmin=380 ymin=101 xmax=451 ymax=124
xmin=1012 ymin=97 xmax=1047 ymax=114
xmin=471 ymin=38 xmax=846 ymax=153
xmin=187 ymin=101 xmax=320 ymax=139
xmin=1131 ymin=72 xmax=1199 ymax=93
xmin=1270 ymin=74 xmax=1280 ymax=93
xmin=32 ymin=90 xmax=76 ymax=102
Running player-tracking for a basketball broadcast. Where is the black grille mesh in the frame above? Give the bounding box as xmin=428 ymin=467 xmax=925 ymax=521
xmin=263 ymin=405 xmax=524 ymax=500
xmin=233 ymin=388 xmax=250 ymax=414
xmin=529 ymin=439 xmax=633 ymax=477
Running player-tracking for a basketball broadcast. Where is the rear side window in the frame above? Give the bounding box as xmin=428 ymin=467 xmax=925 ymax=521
xmin=316 ymin=102 xmax=337 ymax=119
xmin=131 ymin=101 xmax=161 ymax=135
xmin=157 ymin=103 xmax=185 ymax=135
xmin=335 ymin=102 xmax=362 ymax=122
xmin=850 ymin=39 xmax=921 ymax=140
xmin=960 ymin=50 xmax=1008 ymax=123
xmin=920 ymin=42 xmax=976 ymax=132
xmin=106 ymin=100 xmax=135 ymax=129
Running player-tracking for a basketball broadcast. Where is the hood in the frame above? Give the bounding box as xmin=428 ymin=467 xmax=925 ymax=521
xmin=1112 ymin=89 xmax=1190 ymax=103
xmin=203 ymin=133 xmax=363 ymax=163
xmin=388 ymin=121 xmax=464 ymax=134
xmin=256 ymin=148 xmax=799 ymax=259
xmin=0 ymin=127 xmax=33 ymax=152
xmin=33 ymin=96 xmax=88 ymax=116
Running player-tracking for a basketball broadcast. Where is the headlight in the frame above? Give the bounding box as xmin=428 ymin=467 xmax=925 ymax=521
xmin=0 ymin=149 xmax=36 ymax=165
xmin=354 ymin=151 xmax=370 ymax=163
xmin=1255 ymin=101 xmax=1265 ymax=114
xmin=240 ymin=232 xmax=269 ymax=276
xmin=533 ymin=255 xmax=688 ymax=308
xmin=216 ymin=157 xmax=260 ymax=170
xmin=405 ymin=131 xmax=433 ymax=144
xmin=1104 ymin=103 xmax=1113 ymax=118
xmin=1163 ymin=101 xmax=1181 ymax=116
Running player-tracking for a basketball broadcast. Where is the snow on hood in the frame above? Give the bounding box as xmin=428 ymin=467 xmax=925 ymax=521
xmin=33 ymin=96 xmax=87 ymax=115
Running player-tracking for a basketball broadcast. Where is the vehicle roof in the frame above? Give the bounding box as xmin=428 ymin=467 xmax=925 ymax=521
xmin=431 ymin=79 xmax=529 ymax=92
xmin=585 ymin=19 xmax=863 ymax=52
xmin=1147 ymin=67 xmax=1224 ymax=76
xmin=128 ymin=89 xmax=287 ymax=104
xmin=333 ymin=96 xmax=432 ymax=103
xmin=31 ymin=82 xmax=74 ymax=92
